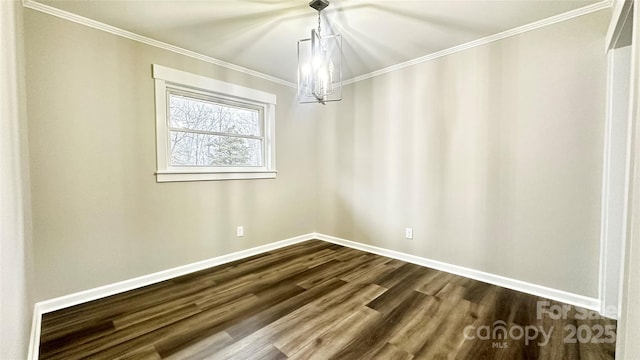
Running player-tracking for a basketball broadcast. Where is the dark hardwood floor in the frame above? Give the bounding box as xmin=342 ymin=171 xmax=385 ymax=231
xmin=39 ymin=240 xmax=616 ymax=359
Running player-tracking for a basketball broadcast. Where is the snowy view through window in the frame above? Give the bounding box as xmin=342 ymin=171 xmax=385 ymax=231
xmin=168 ymin=93 xmax=263 ymax=167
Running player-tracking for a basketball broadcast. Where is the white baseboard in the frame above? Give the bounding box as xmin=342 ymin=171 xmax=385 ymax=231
xmin=28 ymin=231 xmax=601 ymax=360
xmin=27 ymin=303 xmax=42 ymax=360
xmin=313 ymin=233 xmax=601 ymax=311
xmin=27 ymin=233 xmax=314 ymax=360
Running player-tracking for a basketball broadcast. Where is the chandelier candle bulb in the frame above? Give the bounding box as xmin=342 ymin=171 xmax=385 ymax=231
xmin=297 ymin=0 xmax=342 ymax=104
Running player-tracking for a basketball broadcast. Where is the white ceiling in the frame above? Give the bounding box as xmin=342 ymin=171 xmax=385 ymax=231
xmin=35 ymin=0 xmax=605 ymax=83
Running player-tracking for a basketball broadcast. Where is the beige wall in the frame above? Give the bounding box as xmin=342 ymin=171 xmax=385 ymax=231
xmin=24 ymin=7 xmax=610 ymax=302
xmin=316 ymin=10 xmax=609 ymax=298
xmin=24 ymin=10 xmax=317 ymax=301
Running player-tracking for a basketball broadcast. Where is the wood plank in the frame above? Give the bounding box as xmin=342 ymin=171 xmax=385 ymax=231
xmin=296 ymin=255 xmax=373 ymax=289
xmin=288 ymin=307 xmax=380 ymax=360
xmin=44 ymin=302 xmax=204 ymax=360
xmin=371 ymin=343 xmax=414 ymax=360
xmin=214 ymin=281 xmax=385 ymax=358
xmin=162 ymin=331 xmax=234 ymax=360
xmin=329 ymin=290 xmax=433 ymax=359
xmin=366 ymin=265 xmax=433 ymax=313
xmin=155 ymin=282 xmax=305 ymax=357
xmin=274 ymin=283 xmax=386 ymax=355
xmin=41 ymin=278 xmax=215 ymax=344
xmin=87 ymin=291 xmax=261 ymax=359
xmin=225 ymin=278 xmax=347 ymax=341
xmin=388 ymin=285 xmax=466 ymax=355
xmin=114 ymin=345 xmax=161 ymax=360
xmin=413 ymin=298 xmax=477 ymax=359
xmin=338 ymin=256 xmax=395 ymax=283
xmin=39 ymin=240 xmax=616 ymax=360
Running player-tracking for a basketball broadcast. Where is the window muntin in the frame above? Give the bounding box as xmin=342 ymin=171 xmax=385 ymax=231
xmin=168 ymin=93 xmax=262 ymax=136
xmin=167 ymin=91 xmax=264 ymax=167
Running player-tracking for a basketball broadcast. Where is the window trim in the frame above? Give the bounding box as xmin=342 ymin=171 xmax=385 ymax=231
xmin=152 ymin=64 xmax=277 ymax=182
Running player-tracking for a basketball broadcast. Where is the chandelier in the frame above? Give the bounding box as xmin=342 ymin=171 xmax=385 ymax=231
xmin=297 ymin=0 xmax=342 ymax=104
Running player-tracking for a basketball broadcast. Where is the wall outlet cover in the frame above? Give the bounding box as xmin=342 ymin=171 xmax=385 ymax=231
xmin=405 ymin=228 xmax=413 ymax=239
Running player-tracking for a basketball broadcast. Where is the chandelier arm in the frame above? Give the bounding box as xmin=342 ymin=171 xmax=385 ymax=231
xmin=298 ymin=0 xmax=341 ymax=104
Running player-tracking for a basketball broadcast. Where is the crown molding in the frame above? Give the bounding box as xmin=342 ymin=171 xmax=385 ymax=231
xmin=21 ymin=0 xmax=297 ymax=89
xmin=343 ymin=0 xmax=613 ymax=86
xmin=606 ymin=0 xmax=633 ymax=50
xmin=21 ymin=0 xmax=613 ymax=93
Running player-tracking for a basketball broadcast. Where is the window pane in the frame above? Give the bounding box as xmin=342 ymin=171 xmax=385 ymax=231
xmin=169 ymin=94 xmax=260 ymax=136
xmin=170 ymin=131 xmax=262 ymax=167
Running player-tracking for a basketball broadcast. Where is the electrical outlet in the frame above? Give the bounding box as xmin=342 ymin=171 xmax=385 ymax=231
xmin=237 ymin=226 xmax=244 ymax=237
xmin=405 ymin=227 xmax=413 ymax=239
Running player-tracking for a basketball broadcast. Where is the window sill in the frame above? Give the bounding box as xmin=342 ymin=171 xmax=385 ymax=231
xmin=156 ymin=170 xmax=277 ymax=183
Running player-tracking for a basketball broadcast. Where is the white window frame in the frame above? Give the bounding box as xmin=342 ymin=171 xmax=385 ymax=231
xmin=152 ymin=64 xmax=277 ymax=182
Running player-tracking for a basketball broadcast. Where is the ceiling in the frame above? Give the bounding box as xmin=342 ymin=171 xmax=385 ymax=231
xmin=34 ymin=0 xmax=606 ymax=83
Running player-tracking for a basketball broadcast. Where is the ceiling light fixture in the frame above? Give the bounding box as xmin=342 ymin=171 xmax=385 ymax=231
xmin=298 ymin=0 xmax=342 ymax=104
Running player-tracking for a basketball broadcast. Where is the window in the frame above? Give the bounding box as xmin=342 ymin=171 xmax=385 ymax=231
xmin=153 ymin=64 xmax=276 ymax=182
